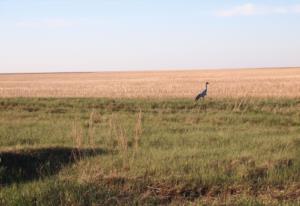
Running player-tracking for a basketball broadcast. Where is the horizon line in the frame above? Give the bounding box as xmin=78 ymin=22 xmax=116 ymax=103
xmin=0 ymin=66 xmax=299 ymax=75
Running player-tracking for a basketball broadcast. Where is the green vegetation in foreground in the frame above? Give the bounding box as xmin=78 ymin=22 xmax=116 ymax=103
xmin=0 ymin=98 xmax=299 ymax=205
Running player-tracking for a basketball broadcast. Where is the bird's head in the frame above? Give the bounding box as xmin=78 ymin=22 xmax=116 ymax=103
xmin=206 ymin=82 xmax=209 ymax=85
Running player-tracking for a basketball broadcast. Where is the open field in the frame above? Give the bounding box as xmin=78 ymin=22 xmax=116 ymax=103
xmin=0 ymin=68 xmax=300 ymax=205
xmin=1 ymin=68 xmax=300 ymax=98
xmin=0 ymin=98 xmax=299 ymax=205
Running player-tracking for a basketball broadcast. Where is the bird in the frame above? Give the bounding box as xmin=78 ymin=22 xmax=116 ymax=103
xmin=195 ymin=82 xmax=209 ymax=101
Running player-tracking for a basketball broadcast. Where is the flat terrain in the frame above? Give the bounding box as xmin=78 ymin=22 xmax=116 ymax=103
xmin=0 ymin=98 xmax=299 ymax=205
xmin=1 ymin=68 xmax=300 ymax=98
xmin=0 ymin=68 xmax=300 ymax=205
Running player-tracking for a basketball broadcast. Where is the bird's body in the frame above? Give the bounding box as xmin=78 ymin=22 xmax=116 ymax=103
xmin=195 ymin=82 xmax=209 ymax=101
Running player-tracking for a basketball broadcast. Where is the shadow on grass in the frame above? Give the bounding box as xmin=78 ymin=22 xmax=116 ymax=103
xmin=0 ymin=147 xmax=106 ymax=185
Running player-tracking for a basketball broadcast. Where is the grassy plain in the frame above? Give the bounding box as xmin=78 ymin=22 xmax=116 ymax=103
xmin=1 ymin=68 xmax=300 ymax=98
xmin=0 ymin=97 xmax=299 ymax=205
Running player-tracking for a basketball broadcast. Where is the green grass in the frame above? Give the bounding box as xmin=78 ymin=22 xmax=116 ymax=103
xmin=0 ymin=98 xmax=299 ymax=205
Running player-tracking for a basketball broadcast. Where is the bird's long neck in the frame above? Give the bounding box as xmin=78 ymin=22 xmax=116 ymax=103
xmin=205 ymin=84 xmax=208 ymax=90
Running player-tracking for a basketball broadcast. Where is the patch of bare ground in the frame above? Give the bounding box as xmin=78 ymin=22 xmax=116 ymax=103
xmin=1 ymin=68 xmax=300 ymax=98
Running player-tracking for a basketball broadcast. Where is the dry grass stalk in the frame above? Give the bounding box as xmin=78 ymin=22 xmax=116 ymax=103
xmin=116 ymin=124 xmax=129 ymax=170
xmin=233 ymin=98 xmax=245 ymax=112
xmin=108 ymin=114 xmax=129 ymax=169
xmin=134 ymin=108 xmax=143 ymax=151
xmin=71 ymin=119 xmax=83 ymax=149
xmin=108 ymin=112 xmax=144 ymax=170
xmin=116 ymin=125 xmax=128 ymax=154
xmin=88 ymin=109 xmax=98 ymax=149
xmin=108 ymin=114 xmax=117 ymax=149
xmin=70 ymin=118 xmax=84 ymax=160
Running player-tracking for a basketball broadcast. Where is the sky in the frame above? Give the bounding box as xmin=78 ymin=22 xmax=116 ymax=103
xmin=0 ymin=0 xmax=300 ymax=73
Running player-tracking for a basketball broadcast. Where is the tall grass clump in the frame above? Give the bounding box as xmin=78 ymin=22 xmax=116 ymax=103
xmin=134 ymin=108 xmax=143 ymax=151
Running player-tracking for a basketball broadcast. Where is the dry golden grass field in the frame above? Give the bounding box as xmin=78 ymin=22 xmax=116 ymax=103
xmin=1 ymin=67 xmax=300 ymax=98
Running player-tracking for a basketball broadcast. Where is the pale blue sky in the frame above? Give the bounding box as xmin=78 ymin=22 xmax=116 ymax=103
xmin=0 ymin=0 xmax=300 ymax=73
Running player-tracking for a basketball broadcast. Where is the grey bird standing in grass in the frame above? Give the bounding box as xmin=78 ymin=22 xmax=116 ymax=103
xmin=195 ymin=82 xmax=209 ymax=101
